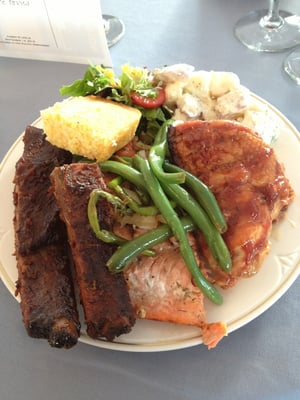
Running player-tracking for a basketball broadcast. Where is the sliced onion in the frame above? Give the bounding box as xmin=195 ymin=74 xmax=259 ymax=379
xmin=120 ymin=214 xmax=159 ymax=230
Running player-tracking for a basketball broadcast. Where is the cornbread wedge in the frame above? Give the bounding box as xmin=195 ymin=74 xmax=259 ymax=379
xmin=40 ymin=96 xmax=142 ymax=161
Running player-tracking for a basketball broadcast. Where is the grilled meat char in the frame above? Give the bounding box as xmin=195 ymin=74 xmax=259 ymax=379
xmin=15 ymin=244 xmax=80 ymax=348
xmin=14 ymin=126 xmax=73 ymax=254
xmin=14 ymin=126 xmax=80 ymax=348
xmin=50 ymin=163 xmax=136 ymax=341
xmin=168 ymin=120 xmax=294 ymax=288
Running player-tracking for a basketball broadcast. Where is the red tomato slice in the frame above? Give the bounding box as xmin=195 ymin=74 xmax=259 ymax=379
xmin=130 ymin=87 xmax=166 ymax=109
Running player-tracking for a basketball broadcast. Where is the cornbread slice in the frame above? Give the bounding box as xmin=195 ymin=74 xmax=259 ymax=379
xmin=40 ymin=96 xmax=142 ymax=161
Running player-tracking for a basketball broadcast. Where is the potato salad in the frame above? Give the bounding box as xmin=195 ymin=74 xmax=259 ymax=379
xmin=152 ymin=64 xmax=281 ymax=145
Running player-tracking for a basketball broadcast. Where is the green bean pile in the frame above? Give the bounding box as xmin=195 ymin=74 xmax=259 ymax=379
xmin=87 ymin=121 xmax=232 ymax=305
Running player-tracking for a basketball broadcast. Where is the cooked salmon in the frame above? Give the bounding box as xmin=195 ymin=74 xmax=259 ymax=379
xmin=124 ymin=235 xmax=227 ymax=349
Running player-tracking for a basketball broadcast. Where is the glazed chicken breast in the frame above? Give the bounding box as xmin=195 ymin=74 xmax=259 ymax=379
xmin=168 ymin=120 xmax=294 ymax=288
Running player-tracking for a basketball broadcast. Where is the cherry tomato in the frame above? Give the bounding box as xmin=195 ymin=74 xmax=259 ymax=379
xmin=130 ymin=87 xmax=166 ymax=109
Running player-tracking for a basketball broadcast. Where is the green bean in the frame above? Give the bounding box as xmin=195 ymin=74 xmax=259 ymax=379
xmin=164 ymin=161 xmax=227 ymax=233
xmin=99 ymin=160 xmax=149 ymax=203
xmin=160 ymin=181 xmax=231 ymax=272
xmin=107 ymin=175 xmax=124 ymax=189
xmin=107 ymin=216 xmax=195 ymax=272
xmin=111 ymin=183 xmax=159 ymax=216
xmin=111 ymin=155 xmax=134 ymax=165
xmin=88 ymin=188 xmax=155 ymax=257
xmin=149 ymin=120 xmax=185 ymax=185
xmin=133 ymin=154 xmax=222 ymax=305
xmin=87 ymin=189 xmax=126 ymax=244
xmin=106 ymin=168 xmax=159 ymax=216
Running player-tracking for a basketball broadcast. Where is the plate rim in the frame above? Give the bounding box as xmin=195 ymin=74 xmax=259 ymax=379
xmin=1 ymin=94 xmax=300 ymax=352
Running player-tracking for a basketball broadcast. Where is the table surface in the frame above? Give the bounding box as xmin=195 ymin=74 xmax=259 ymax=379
xmin=1 ymin=1 xmax=300 ymax=399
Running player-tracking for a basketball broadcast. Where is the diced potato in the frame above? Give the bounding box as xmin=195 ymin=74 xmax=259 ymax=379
xmin=164 ymin=81 xmax=185 ymax=107
xmin=177 ymin=93 xmax=203 ymax=118
xmin=215 ymin=87 xmax=251 ymax=118
xmin=209 ymin=71 xmax=240 ymax=97
xmin=184 ymin=70 xmax=212 ymax=96
xmin=153 ymin=64 xmax=195 ymax=83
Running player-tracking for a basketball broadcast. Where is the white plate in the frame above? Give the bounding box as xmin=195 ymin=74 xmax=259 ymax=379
xmin=1 ymin=94 xmax=300 ymax=352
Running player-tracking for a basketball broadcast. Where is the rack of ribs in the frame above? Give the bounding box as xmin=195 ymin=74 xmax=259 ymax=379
xmin=50 ymin=163 xmax=136 ymax=341
xmin=168 ymin=120 xmax=294 ymax=288
xmin=13 ymin=125 xmax=80 ymax=348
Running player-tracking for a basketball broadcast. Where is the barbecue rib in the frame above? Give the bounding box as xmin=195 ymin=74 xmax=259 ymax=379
xmin=14 ymin=126 xmax=80 ymax=348
xmin=14 ymin=126 xmax=73 ymax=254
xmin=50 ymin=163 xmax=136 ymax=341
xmin=15 ymin=243 xmax=80 ymax=348
xmin=168 ymin=120 xmax=294 ymax=288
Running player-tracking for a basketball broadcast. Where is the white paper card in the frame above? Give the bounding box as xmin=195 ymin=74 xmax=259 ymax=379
xmin=0 ymin=0 xmax=112 ymax=65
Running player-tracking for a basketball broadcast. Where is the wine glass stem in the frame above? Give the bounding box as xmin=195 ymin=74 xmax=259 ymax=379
xmin=260 ymin=0 xmax=283 ymax=29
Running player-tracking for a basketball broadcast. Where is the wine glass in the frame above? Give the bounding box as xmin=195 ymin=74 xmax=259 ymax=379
xmin=284 ymin=47 xmax=300 ymax=84
xmin=103 ymin=14 xmax=125 ymax=47
xmin=234 ymin=0 xmax=300 ymax=52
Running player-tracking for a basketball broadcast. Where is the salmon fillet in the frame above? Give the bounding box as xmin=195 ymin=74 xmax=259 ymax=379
xmin=118 ymin=230 xmax=227 ymax=349
xmin=125 ymin=238 xmax=206 ymax=326
xmin=168 ymin=120 xmax=294 ymax=288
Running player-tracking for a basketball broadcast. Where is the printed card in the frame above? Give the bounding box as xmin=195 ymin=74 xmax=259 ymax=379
xmin=0 ymin=0 xmax=112 ymax=65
